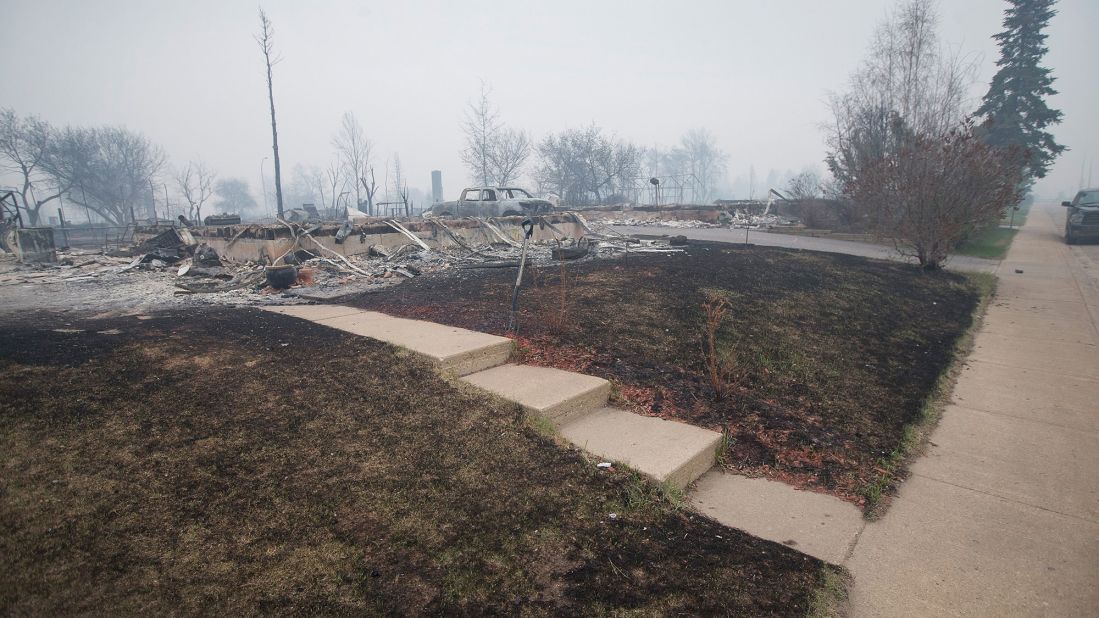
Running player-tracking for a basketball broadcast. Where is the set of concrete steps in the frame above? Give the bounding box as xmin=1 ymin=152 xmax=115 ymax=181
xmin=263 ymin=305 xmax=722 ymax=490
xmin=462 ymin=363 xmax=721 ymax=489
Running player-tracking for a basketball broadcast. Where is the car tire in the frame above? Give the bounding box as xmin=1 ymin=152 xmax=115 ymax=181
xmin=1066 ymin=229 xmax=1076 ymax=244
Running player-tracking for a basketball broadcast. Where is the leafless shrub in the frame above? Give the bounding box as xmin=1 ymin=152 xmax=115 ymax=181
xmin=846 ymin=120 xmax=1024 ymax=270
xmin=700 ymin=291 xmax=738 ymax=401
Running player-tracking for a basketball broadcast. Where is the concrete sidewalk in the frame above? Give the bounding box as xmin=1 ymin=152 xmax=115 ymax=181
xmin=845 ymin=204 xmax=1099 ymax=616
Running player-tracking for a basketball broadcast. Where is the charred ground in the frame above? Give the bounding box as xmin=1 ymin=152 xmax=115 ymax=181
xmin=0 ymin=308 xmax=835 ymax=615
xmin=349 ymin=242 xmax=980 ymax=506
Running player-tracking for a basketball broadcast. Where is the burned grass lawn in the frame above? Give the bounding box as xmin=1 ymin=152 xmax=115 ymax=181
xmin=350 ymin=243 xmax=981 ymax=507
xmin=0 ymin=308 xmax=835 ymax=615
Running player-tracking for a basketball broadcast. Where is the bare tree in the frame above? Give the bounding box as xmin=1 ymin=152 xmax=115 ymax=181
xmin=391 ymin=154 xmax=412 ymax=217
xmin=0 ymin=109 xmax=67 ymax=225
xmin=786 ymin=171 xmax=822 ymax=201
xmin=284 ymin=163 xmax=319 ymax=211
xmin=323 ymin=158 xmax=348 ymax=214
xmin=534 ymin=125 xmax=641 ymax=206
xmin=491 ymin=127 xmax=531 ymax=185
xmin=43 ymin=126 xmax=166 ymax=225
xmin=176 ymin=161 xmax=216 ymax=223
xmin=847 ymin=120 xmax=1023 ymax=269
xmin=359 ymin=167 xmax=380 ymax=216
xmin=256 ymin=9 xmax=285 ymax=218
xmin=825 ymin=0 xmax=976 ymax=186
xmin=460 ymin=84 xmax=530 ymax=186
xmin=461 ymin=85 xmax=499 ymax=186
xmin=677 ymin=128 xmax=727 ymax=203
xmin=212 ymin=178 xmax=258 ymax=216
xmin=332 ymin=111 xmax=371 ymax=212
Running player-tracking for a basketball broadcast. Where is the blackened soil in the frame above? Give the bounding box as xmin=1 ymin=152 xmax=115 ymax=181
xmin=0 ymin=307 xmax=834 ymax=615
xmin=348 ymin=243 xmax=979 ymax=505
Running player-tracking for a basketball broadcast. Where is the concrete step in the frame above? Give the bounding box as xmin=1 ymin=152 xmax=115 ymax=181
xmin=263 ymin=305 xmax=512 ymax=376
xmin=559 ymin=407 xmax=722 ymax=490
xmin=461 ymin=363 xmax=610 ymax=426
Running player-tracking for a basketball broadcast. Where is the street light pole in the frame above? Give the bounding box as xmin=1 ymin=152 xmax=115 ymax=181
xmin=260 ymin=157 xmax=270 ymax=219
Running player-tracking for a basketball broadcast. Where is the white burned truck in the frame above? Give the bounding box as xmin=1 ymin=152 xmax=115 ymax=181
xmin=428 ymin=187 xmax=555 ymax=218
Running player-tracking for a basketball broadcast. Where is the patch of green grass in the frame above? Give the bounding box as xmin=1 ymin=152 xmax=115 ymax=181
xmin=806 ymin=566 xmax=852 ymax=617
xmin=955 ymin=201 xmax=1031 ymax=260
xmin=955 ymin=226 xmax=1019 ymax=259
xmin=524 ymin=410 xmax=558 ymax=438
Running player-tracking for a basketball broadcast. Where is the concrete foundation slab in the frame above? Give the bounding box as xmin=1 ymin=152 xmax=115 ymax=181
xmin=461 ymin=364 xmax=610 ymax=425
xmin=690 ymin=472 xmax=864 ymax=564
xmin=559 ymin=408 xmax=722 ymax=489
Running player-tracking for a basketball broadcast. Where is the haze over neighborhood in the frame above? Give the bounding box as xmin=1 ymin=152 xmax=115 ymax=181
xmin=2 ymin=0 xmax=1096 ymax=203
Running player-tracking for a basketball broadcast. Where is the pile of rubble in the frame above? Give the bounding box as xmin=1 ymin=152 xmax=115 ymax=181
xmin=0 ymin=217 xmax=684 ymax=312
xmin=597 ymin=211 xmax=796 ymax=230
xmin=725 ymin=210 xmax=796 ymax=229
xmin=598 ymin=217 xmax=721 ymax=229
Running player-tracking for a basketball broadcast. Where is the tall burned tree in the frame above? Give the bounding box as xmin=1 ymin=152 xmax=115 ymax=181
xmin=257 ymin=9 xmax=284 ymax=218
xmin=975 ymin=0 xmax=1065 ymax=182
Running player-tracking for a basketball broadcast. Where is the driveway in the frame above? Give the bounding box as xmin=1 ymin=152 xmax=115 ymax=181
xmin=609 ymin=225 xmax=1001 ymax=273
xmin=844 ymin=202 xmax=1099 ymax=616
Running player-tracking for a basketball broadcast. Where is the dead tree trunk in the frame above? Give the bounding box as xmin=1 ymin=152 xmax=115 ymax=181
xmin=258 ymin=9 xmax=284 ymax=218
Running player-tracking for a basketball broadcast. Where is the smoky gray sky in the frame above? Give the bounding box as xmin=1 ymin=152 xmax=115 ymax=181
xmin=3 ymin=0 xmax=1097 ymax=202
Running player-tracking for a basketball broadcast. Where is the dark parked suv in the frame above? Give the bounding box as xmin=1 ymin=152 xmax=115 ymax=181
xmin=1063 ymin=188 xmax=1099 ymax=244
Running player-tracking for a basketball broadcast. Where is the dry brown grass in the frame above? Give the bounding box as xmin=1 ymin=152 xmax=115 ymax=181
xmin=0 ymin=308 xmax=834 ymax=615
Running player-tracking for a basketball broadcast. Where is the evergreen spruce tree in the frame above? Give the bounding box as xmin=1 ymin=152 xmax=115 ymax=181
xmin=976 ymin=0 xmax=1065 ymax=180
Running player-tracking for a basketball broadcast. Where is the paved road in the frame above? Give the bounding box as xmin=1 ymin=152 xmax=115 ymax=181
xmin=845 ymin=203 xmax=1099 ymax=616
xmin=610 ymin=225 xmax=1001 ymax=273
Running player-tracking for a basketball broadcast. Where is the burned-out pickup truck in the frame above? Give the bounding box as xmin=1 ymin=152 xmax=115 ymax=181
xmin=428 ymin=187 xmax=554 ymax=218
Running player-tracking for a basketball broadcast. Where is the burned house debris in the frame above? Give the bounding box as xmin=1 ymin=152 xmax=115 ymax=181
xmin=0 ymin=210 xmax=682 ymax=311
